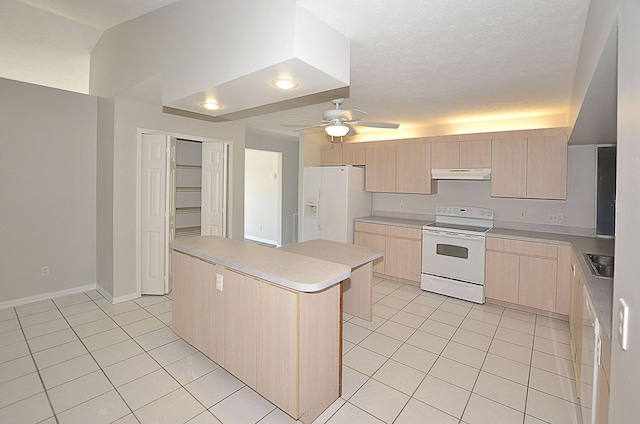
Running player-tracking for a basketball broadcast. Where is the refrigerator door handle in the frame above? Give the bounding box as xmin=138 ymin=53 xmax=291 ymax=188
xmin=317 ymin=190 xmax=324 ymax=231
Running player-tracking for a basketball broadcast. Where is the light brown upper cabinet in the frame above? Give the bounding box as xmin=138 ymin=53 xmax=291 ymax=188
xmin=342 ymin=143 xmax=366 ymax=165
xmin=365 ymin=144 xmax=397 ymax=192
xmin=526 ymin=136 xmax=568 ymax=200
xmin=431 ymin=140 xmax=491 ymax=169
xmin=491 ymin=135 xmax=567 ymax=200
xmin=395 ymin=142 xmax=437 ymax=194
xmin=491 ymin=138 xmax=528 ymax=197
xmin=366 ymin=142 xmax=436 ymax=194
xmin=321 ymin=146 xmax=343 ymax=166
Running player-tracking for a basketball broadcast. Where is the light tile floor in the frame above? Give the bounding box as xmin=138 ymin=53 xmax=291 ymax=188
xmin=0 ymin=276 xmax=582 ymax=424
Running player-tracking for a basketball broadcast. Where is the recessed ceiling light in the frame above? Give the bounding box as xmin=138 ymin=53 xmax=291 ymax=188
xmin=201 ymin=101 xmax=221 ymax=111
xmin=272 ymin=78 xmax=298 ymax=90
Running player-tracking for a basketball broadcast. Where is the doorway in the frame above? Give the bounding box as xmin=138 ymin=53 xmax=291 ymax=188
xmin=244 ymin=149 xmax=282 ymax=247
xmin=138 ymin=132 xmax=229 ymax=295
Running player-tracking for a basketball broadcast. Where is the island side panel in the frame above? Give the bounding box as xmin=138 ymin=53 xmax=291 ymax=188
xmin=342 ymin=261 xmax=373 ymax=321
xmin=171 ymin=250 xmax=194 ymax=345
xmin=299 ymin=284 xmax=341 ymax=424
xmin=256 ymin=282 xmax=299 ymax=417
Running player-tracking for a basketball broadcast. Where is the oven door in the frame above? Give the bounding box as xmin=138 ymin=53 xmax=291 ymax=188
xmin=421 ymin=228 xmax=486 ymax=285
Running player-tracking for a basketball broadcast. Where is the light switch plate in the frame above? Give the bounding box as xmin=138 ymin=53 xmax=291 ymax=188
xmin=216 ymin=274 xmax=223 ymax=292
xmin=618 ymin=298 xmax=629 ymax=350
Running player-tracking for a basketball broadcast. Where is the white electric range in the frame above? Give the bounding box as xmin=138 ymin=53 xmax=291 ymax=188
xmin=420 ymin=206 xmax=494 ymax=304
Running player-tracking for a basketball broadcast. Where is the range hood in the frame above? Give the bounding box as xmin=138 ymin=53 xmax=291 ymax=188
xmin=431 ymin=168 xmax=492 ymax=181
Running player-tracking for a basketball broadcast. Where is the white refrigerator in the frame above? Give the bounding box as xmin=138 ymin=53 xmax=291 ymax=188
xmin=301 ymin=166 xmax=371 ymax=244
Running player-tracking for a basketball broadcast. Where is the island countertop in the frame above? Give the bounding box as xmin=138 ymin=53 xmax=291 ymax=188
xmin=279 ymin=239 xmax=383 ymax=268
xmin=170 ymin=236 xmax=351 ymax=293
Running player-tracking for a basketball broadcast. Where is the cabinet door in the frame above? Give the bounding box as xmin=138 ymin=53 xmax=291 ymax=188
xmin=460 ymin=140 xmax=491 ymax=168
xmin=519 ymin=256 xmax=557 ymax=311
xmin=485 ymin=250 xmax=519 ymax=303
xmin=223 ymin=268 xmax=257 ymax=389
xmin=556 ymin=245 xmax=572 ymax=314
xmin=354 ymin=231 xmax=386 ymax=274
xmin=321 ymin=147 xmax=343 ymax=166
xmin=257 ymin=282 xmax=299 ymax=417
xmin=491 ymin=138 xmax=527 ymax=198
xmin=365 ymin=145 xmax=396 ymax=192
xmin=384 ymin=237 xmax=421 ymax=282
xmin=342 ymin=143 xmax=366 ymax=165
xmin=431 ymin=142 xmax=459 ymax=168
xmin=396 ymin=142 xmax=436 ymax=194
xmin=526 ymin=136 xmax=568 ymax=200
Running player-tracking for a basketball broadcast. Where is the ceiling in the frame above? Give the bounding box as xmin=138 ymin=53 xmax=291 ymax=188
xmin=2 ymin=0 xmax=599 ymax=141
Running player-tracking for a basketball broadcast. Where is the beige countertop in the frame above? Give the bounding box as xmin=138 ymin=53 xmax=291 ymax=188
xmin=489 ymin=228 xmax=615 ymax=342
xmin=170 ymin=236 xmax=351 ymax=293
xmin=279 ymin=239 xmax=383 ymax=269
xmin=355 ymin=216 xmax=432 ymax=229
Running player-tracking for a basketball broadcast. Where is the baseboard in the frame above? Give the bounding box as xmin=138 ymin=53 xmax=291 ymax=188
xmin=95 ymin=285 xmax=140 ymax=305
xmin=244 ymin=235 xmax=278 ymax=246
xmin=0 ymin=283 xmax=97 ymax=310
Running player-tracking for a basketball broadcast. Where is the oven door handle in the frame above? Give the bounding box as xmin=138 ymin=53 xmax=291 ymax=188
xmin=422 ymin=229 xmax=485 ymax=241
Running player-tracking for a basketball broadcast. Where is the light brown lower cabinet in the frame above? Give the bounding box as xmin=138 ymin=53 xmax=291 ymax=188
xmin=171 ymin=251 xmax=341 ymax=424
xmin=485 ymin=237 xmax=569 ymax=314
xmin=354 ymin=221 xmax=421 ymax=282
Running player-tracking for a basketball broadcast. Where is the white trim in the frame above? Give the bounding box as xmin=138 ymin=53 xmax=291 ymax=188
xmin=136 ymin=128 xmax=232 ymax=298
xmin=0 ymin=283 xmax=97 ymax=309
xmin=244 ymin=235 xmax=279 ymax=247
xmin=95 ymin=284 xmax=114 ymax=303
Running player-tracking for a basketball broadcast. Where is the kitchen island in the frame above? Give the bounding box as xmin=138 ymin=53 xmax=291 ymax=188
xmin=169 ymin=236 xmax=351 ymax=424
xmin=279 ymin=239 xmax=383 ymax=321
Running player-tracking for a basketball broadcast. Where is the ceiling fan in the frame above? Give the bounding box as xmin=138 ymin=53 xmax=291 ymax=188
xmin=291 ymin=98 xmax=400 ymax=142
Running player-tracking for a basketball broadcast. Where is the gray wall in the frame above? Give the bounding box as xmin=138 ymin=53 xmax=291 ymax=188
xmin=98 ymin=96 xmax=245 ymax=301
xmin=610 ymin=0 xmax=640 ymax=421
xmin=245 ymin=129 xmax=299 ymax=245
xmin=0 ymin=78 xmax=97 ymax=305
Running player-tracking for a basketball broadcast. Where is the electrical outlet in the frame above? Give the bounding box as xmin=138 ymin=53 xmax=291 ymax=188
xmin=399 ymin=203 xmax=405 ymax=209
xmin=216 ymin=274 xmax=223 ymax=291
xmin=258 ymin=224 xmax=263 ymax=230
xmin=519 ymin=210 xmax=526 ymax=219
xmin=547 ymin=213 xmax=564 ymax=223
xmin=41 ymin=266 xmax=49 ymax=277
xmin=618 ymin=298 xmax=629 ymax=350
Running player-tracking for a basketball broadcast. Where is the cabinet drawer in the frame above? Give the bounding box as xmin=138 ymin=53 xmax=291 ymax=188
xmin=354 ymin=221 xmax=387 ymax=235
xmin=385 ymin=225 xmax=421 ymax=240
xmin=486 ymin=237 xmax=558 ymax=258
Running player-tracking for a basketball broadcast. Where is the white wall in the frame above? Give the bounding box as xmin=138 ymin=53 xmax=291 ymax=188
xmin=244 ymin=149 xmax=281 ymax=245
xmin=246 ymin=129 xmax=299 ymax=245
xmin=0 ymin=78 xmax=97 ymax=305
xmin=372 ymin=145 xmax=597 ymax=234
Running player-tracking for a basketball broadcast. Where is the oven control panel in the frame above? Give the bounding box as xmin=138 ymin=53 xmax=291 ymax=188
xmin=435 ymin=206 xmax=494 ymax=219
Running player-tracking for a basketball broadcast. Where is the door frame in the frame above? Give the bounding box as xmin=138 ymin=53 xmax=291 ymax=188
xmin=136 ymin=128 xmax=231 ymax=297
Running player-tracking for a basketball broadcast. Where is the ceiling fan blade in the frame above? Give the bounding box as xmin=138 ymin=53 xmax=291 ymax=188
xmin=282 ymin=123 xmax=327 ymax=132
xmin=346 ymin=125 xmax=358 ymax=137
xmin=349 ymin=121 xmax=400 ymax=129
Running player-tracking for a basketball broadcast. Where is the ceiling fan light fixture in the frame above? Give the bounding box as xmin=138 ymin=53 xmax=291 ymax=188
xmin=201 ymin=101 xmax=221 ymax=111
xmin=272 ymin=78 xmax=299 ymax=90
xmin=325 ymin=123 xmax=349 ymax=137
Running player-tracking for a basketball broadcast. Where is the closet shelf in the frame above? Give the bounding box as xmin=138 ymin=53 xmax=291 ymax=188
xmin=175 ymin=226 xmax=202 ymax=238
xmin=176 ymin=164 xmax=202 ymax=169
xmin=176 ymin=207 xmax=201 ymax=214
xmin=176 ymin=186 xmax=202 ymax=192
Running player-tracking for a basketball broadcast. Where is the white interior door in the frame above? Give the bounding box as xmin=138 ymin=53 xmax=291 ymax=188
xmin=140 ymin=133 xmax=170 ymax=295
xmin=201 ymin=142 xmax=228 ymax=236
xmin=167 ymin=137 xmax=176 ymax=293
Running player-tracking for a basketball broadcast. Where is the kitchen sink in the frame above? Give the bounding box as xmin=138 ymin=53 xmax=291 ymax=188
xmin=584 ymin=254 xmax=614 ymax=278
